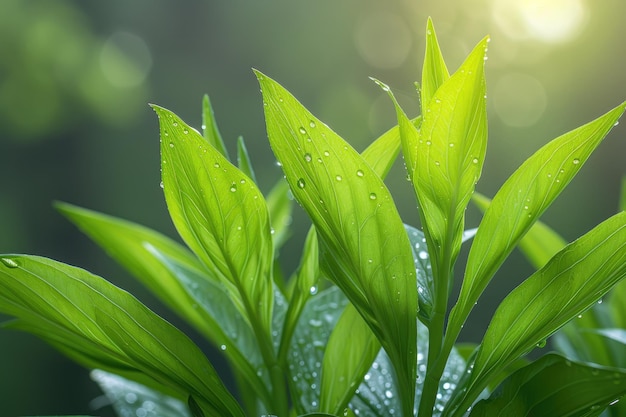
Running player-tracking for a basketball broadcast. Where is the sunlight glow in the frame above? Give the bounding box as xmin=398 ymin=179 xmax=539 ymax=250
xmin=491 ymin=0 xmax=589 ymax=43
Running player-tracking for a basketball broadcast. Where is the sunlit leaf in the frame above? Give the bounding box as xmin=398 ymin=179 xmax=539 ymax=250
xmin=457 ymin=211 xmax=626 ymax=412
xmin=471 ymin=193 xmax=567 ymax=270
xmin=202 ymin=94 xmax=229 ymax=160
xmin=450 ymin=101 xmax=626 ymax=344
xmin=153 ymin=104 xmax=275 ymax=336
xmin=0 ymin=255 xmax=244 ymax=417
xmin=257 ymin=70 xmax=417 ymax=415
xmin=421 ymin=17 xmax=450 ymax=108
xmin=469 ymin=354 xmax=626 ymax=417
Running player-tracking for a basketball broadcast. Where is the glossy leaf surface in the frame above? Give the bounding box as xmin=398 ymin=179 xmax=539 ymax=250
xmin=0 ymin=255 xmax=244 ymax=417
xmin=154 ymin=104 xmax=275 ymax=335
xmin=257 ymin=70 xmax=417 ymax=414
xmin=469 ymin=354 xmax=626 ymax=417
xmin=461 ymin=211 xmax=626 ymax=410
xmin=451 ymin=102 xmax=626 ymax=339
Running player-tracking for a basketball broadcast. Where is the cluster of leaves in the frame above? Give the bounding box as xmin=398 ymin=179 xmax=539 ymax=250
xmin=1 ymin=18 xmax=626 ymax=417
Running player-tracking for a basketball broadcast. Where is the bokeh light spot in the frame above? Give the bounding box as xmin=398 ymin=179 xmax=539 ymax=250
xmin=492 ymin=0 xmax=588 ymax=43
xmin=493 ymin=72 xmax=547 ymax=127
xmin=354 ymin=11 xmax=412 ymax=69
xmin=99 ymin=31 xmax=152 ymax=88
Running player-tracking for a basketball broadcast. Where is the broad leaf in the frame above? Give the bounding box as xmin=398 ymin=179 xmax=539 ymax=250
xmin=91 ymin=369 xmax=190 ymax=417
xmin=153 ymin=105 xmax=275 ymax=336
xmin=449 ymin=101 xmax=626 ymax=343
xmin=457 ymin=211 xmax=626 ymax=412
xmin=469 ymin=354 xmax=626 ymax=417
xmin=288 ymin=287 xmax=348 ymax=415
xmin=319 ymin=303 xmax=380 ymax=415
xmin=257 ymin=71 xmax=418 ymax=415
xmin=0 ymin=255 xmax=244 ymax=417
xmin=421 ymin=17 xmax=450 ymax=108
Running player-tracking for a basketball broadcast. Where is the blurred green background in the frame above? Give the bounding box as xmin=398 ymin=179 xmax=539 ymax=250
xmin=1 ymin=0 xmax=624 ymax=415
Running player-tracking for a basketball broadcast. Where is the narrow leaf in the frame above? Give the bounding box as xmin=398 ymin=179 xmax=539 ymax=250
xmin=257 ymin=70 xmax=417 ymax=415
xmin=451 ymin=101 xmax=626 ymax=341
xmin=237 ymin=136 xmax=257 ymax=183
xmin=461 ymin=211 xmax=626 ymax=410
xmin=153 ymin=104 xmax=275 ymax=335
xmin=469 ymin=354 xmax=626 ymax=417
xmin=287 ymin=287 xmax=348 ymax=415
xmin=319 ymin=303 xmax=380 ymax=415
xmin=471 ymin=193 xmax=567 ymax=269
xmin=202 ymin=94 xmax=230 ymax=160
xmin=265 ymin=179 xmax=294 ymax=254
xmin=421 ymin=17 xmax=450 ymax=107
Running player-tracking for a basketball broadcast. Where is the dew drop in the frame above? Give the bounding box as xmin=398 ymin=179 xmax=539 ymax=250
xmin=183 ymin=128 xmax=189 ymax=134
xmin=169 ymin=142 xmax=174 ymax=148
xmin=356 ymin=169 xmax=364 ymax=177
xmin=220 ymin=344 xmax=227 ymax=351
xmin=418 ymin=251 xmax=428 ymax=260
xmin=159 ymin=181 xmax=164 ymax=189
xmin=214 ymin=162 xmax=220 ymax=168
xmin=335 ymin=175 xmax=342 ymax=181
xmin=449 ymin=143 xmax=455 ymax=148
xmin=172 ymin=121 xmax=178 ymax=127
xmin=230 ymin=184 xmax=237 ymax=192
xmin=369 ymin=193 xmax=377 ymax=200
xmin=472 ymin=157 xmax=479 ymax=164
xmin=425 ymin=140 xmax=432 ymax=146
xmin=316 ymin=157 xmax=323 ymax=163
xmin=0 ymin=258 xmax=18 ymax=268
xmin=385 ymin=390 xmax=393 ymax=399
xmin=297 ymin=178 xmax=306 ymax=189
xmin=573 ymin=158 xmax=580 ymax=165
xmin=299 ymin=127 xmax=307 ymax=135
xmin=304 ymin=153 xmax=312 ymax=162
xmin=434 ymin=161 xmax=440 ymax=166
xmin=323 ymin=150 xmax=330 ymax=157
xmin=125 ymin=392 xmax=138 ymax=404
xmin=309 ymin=120 xmax=316 ymax=128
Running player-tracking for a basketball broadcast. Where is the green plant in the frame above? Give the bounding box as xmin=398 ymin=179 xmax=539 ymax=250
xmin=1 ymin=18 xmax=626 ymax=417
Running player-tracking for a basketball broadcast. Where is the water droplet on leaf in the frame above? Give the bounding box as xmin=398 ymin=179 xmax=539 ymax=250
xmin=297 ymin=178 xmax=306 ymax=189
xmin=369 ymin=193 xmax=377 ymax=200
xmin=0 ymin=258 xmax=18 ymax=268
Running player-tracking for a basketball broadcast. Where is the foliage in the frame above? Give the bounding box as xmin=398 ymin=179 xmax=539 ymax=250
xmin=1 ymin=18 xmax=625 ymax=417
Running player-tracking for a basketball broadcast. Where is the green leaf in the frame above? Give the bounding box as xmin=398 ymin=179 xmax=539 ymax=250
xmin=55 ymin=203 xmax=218 ymax=341
xmin=450 ymin=101 xmax=626 ymax=342
xmin=589 ymin=328 xmax=626 ymax=345
xmin=619 ymin=175 xmax=626 ymax=211
xmin=349 ymin=321 xmax=467 ymax=417
xmin=0 ymin=255 xmax=244 ymax=417
xmin=457 ymin=211 xmax=626 ymax=412
xmin=153 ymin=104 xmax=275 ymax=336
xmin=382 ymin=34 xmax=488 ymax=344
xmin=257 ymin=70 xmax=417 ymax=415
xmin=421 ymin=17 xmax=450 ymax=108
xmin=287 ymin=287 xmax=348 ymax=415
xmin=265 ymin=179 xmax=294 ymax=254
xmin=471 ymin=193 xmax=567 ymax=270
xmin=202 ymin=94 xmax=230 ymax=160
xmin=468 ymin=354 xmax=626 ymax=417
xmin=91 ymin=369 xmax=191 ymax=417
xmin=407 ymin=225 xmax=477 ymax=327
xmin=237 ymin=136 xmax=257 ymax=183
xmin=56 ymin=203 xmax=273 ymax=404
xmin=319 ymin=303 xmax=380 ymax=415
